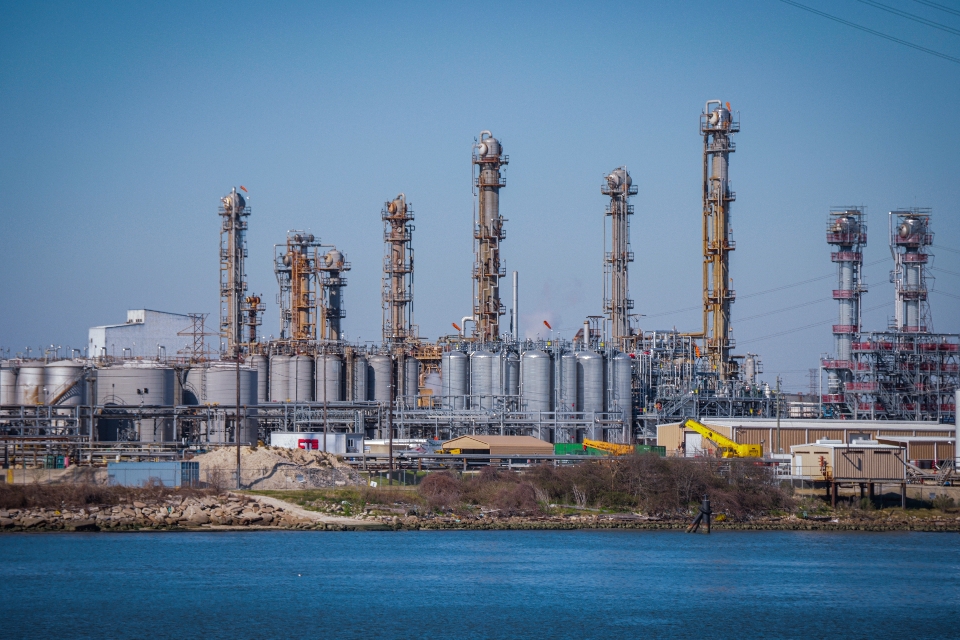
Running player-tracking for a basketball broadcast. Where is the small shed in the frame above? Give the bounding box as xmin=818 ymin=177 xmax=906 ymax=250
xmin=441 ymin=435 xmax=554 ymax=455
xmin=791 ymin=439 xmax=906 ymax=482
xmin=108 ymin=461 xmax=200 ymax=488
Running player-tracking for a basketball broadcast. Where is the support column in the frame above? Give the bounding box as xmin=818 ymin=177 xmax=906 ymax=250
xmin=831 ymin=481 xmax=838 ymax=508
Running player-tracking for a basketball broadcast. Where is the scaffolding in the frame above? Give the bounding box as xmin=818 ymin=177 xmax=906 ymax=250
xmin=274 ymin=231 xmax=349 ymax=343
xmin=382 ymin=193 xmax=417 ymax=345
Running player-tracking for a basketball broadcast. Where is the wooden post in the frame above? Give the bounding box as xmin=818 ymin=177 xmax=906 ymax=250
xmin=900 ymin=483 xmax=906 ymax=509
xmin=831 ymin=482 xmax=838 ymax=508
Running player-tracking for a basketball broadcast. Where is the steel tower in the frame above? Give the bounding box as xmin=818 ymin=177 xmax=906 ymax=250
xmin=890 ymin=209 xmax=933 ymax=333
xmin=382 ymin=193 xmax=416 ymax=345
xmin=219 ymin=187 xmax=250 ymax=356
xmin=701 ymin=101 xmax=739 ymax=380
xmin=602 ymin=167 xmax=637 ymax=345
xmin=472 ymin=131 xmax=508 ymax=342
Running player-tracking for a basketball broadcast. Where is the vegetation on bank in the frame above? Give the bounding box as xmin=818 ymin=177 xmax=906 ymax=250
xmin=0 ymin=482 xmax=215 ymax=511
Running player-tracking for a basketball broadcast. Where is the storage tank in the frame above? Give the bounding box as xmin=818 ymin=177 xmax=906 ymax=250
xmin=441 ymin=350 xmax=469 ymax=409
xmin=204 ymin=365 xmax=258 ymax=406
xmin=0 ymin=365 xmax=16 ymax=405
xmin=368 ymin=355 xmax=393 ymax=404
xmin=558 ymin=352 xmax=578 ymax=413
xmin=609 ymin=352 xmax=633 ymax=435
xmin=269 ymin=354 xmax=291 ymax=402
xmin=352 ymin=355 xmax=368 ymax=401
xmin=17 ymin=364 xmax=45 ymax=405
xmin=470 ymin=350 xmax=496 ymax=408
xmin=404 ymin=357 xmax=420 ymax=404
xmin=95 ymin=364 xmax=175 ymax=442
xmin=504 ymin=351 xmax=520 ymax=398
xmin=250 ymin=354 xmax=269 ymax=403
xmin=316 ymin=354 xmax=343 ymax=402
xmin=520 ymin=350 xmax=553 ymax=412
xmin=288 ymin=355 xmax=314 ymax=402
xmin=423 ymin=371 xmax=441 ymax=405
xmin=577 ymin=350 xmax=605 ymax=414
xmin=45 ymin=360 xmax=86 ymax=406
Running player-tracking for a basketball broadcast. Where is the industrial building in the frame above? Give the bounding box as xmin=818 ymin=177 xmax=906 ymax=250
xmin=1 ymin=101 xmax=957 ymax=475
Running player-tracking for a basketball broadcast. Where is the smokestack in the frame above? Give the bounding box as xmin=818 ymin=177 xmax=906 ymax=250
xmin=512 ymin=271 xmax=518 ymax=337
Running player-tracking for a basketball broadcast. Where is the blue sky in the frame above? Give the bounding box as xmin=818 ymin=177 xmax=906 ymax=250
xmin=1 ymin=0 xmax=958 ymax=390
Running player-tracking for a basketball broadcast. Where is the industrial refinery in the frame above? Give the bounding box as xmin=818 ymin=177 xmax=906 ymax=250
xmin=0 ymin=102 xmax=957 ymax=466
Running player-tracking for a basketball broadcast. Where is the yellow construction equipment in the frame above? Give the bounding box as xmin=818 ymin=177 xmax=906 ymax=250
xmin=680 ymin=418 xmax=763 ymax=458
xmin=582 ymin=439 xmax=635 ymax=456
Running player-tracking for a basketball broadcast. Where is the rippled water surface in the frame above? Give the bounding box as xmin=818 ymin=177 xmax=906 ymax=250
xmin=2 ymin=530 xmax=958 ymax=638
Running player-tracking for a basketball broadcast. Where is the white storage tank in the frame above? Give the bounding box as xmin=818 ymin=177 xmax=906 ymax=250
xmin=609 ymin=352 xmax=633 ymax=432
xmin=269 ymin=354 xmax=291 ymax=402
xmin=289 ymin=355 xmax=314 ymax=402
xmin=441 ymin=350 xmax=469 ymax=409
xmin=423 ymin=371 xmax=441 ymax=405
xmin=204 ymin=365 xmax=258 ymax=406
xmin=470 ymin=350 xmax=496 ymax=409
xmin=504 ymin=351 xmax=520 ymax=398
xmin=352 ymin=355 xmax=368 ymax=401
xmin=316 ymin=354 xmax=343 ymax=402
xmin=577 ymin=350 xmax=605 ymax=414
xmin=521 ymin=350 xmax=553 ymax=412
xmin=17 ymin=364 xmax=45 ymax=405
xmin=368 ymin=354 xmax=393 ymax=404
xmin=250 ymin=354 xmax=269 ymax=403
xmin=0 ymin=364 xmax=16 ymax=405
xmin=558 ymin=352 xmax=578 ymax=413
xmin=95 ymin=364 xmax=175 ymax=442
xmin=45 ymin=360 xmax=86 ymax=407
xmin=404 ymin=356 xmax=420 ymax=404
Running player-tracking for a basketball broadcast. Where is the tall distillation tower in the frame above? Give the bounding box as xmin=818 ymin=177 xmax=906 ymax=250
xmin=472 ymin=131 xmax=508 ymax=342
xmin=890 ymin=209 xmax=933 ymax=333
xmin=382 ymin=193 xmax=416 ymax=345
xmin=824 ymin=208 xmax=867 ymax=399
xmin=700 ymin=101 xmax=739 ymax=380
xmin=601 ymin=167 xmax=637 ymax=345
xmin=219 ymin=187 xmax=250 ymax=356
xmin=274 ymin=232 xmax=349 ymax=342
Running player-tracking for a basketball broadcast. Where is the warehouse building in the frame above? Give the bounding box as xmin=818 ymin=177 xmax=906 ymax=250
xmin=89 ymin=309 xmax=196 ymax=359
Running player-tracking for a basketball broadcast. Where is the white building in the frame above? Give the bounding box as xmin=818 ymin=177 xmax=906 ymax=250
xmin=88 ymin=309 xmax=196 ymax=359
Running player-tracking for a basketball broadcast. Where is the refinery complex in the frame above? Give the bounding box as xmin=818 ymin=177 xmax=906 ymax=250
xmin=1 ymin=101 xmax=957 ymax=468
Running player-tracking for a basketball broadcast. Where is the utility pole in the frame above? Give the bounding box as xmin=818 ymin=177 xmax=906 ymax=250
xmin=236 ymin=353 xmax=241 ymax=490
xmin=388 ymin=355 xmax=395 ymax=473
xmin=776 ymin=375 xmax=782 ymax=455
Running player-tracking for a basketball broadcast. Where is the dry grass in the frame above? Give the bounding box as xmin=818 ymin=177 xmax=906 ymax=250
xmin=0 ymin=482 xmax=216 ymax=510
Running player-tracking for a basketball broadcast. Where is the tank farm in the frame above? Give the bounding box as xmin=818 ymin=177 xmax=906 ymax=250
xmin=0 ymin=103 xmax=957 ymax=468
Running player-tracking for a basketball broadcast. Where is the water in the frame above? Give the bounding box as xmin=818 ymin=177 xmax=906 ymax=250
xmin=2 ymin=530 xmax=958 ymax=638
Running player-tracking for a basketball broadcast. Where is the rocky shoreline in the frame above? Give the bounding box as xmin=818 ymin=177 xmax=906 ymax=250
xmin=3 ymin=495 xmax=959 ymax=533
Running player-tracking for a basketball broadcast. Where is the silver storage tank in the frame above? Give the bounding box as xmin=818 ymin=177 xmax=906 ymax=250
xmin=250 ymin=354 xmax=269 ymax=403
xmin=269 ymin=354 xmax=291 ymax=402
xmin=558 ymin=352 xmax=578 ymax=413
xmin=404 ymin=356 xmax=420 ymax=405
xmin=609 ymin=352 xmax=633 ymax=435
xmin=520 ymin=350 xmax=553 ymax=412
xmin=470 ymin=350 xmax=496 ymax=409
xmin=577 ymin=350 xmax=605 ymax=414
xmin=352 ymin=355 xmax=368 ymax=401
xmin=204 ymin=364 xmax=259 ymax=445
xmin=423 ymin=371 xmax=441 ymax=406
xmin=441 ymin=350 xmax=469 ymax=409
xmin=17 ymin=364 xmax=45 ymax=405
xmin=0 ymin=364 xmax=16 ymax=405
xmin=95 ymin=364 xmax=175 ymax=441
xmin=45 ymin=360 xmax=86 ymax=407
xmin=315 ymin=354 xmax=343 ymax=402
xmin=368 ymin=354 xmax=393 ymax=404
xmin=289 ymin=355 xmax=314 ymax=402
xmin=504 ymin=351 xmax=520 ymax=398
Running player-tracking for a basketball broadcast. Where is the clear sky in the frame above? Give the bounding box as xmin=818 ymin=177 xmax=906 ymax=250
xmin=1 ymin=0 xmax=958 ymax=390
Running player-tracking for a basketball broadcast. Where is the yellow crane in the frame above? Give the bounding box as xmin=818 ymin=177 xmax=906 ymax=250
xmin=680 ymin=418 xmax=763 ymax=458
xmin=582 ymin=439 xmax=635 ymax=456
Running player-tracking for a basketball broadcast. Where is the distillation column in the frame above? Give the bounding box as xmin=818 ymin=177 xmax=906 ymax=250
xmin=319 ymin=248 xmax=349 ymax=341
xmin=824 ymin=208 xmax=867 ymax=398
xmin=382 ymin=194 xmax=415 ymax=345
xmin=602 ymin=167 xmax=637 ymax=345
xmin=275 ymin=232 xmax=318 ymax=341
xmin=472 ymin=131 xmax=508 ymax=342
xmin=701 ymin=101 xmax=739 ymax=380
xmin=891 ymin=209 xmax=932 ymax=333
xmin=219 ymin=187 xmax=250 ymax=356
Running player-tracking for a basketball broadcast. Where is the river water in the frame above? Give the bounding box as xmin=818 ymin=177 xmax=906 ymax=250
xmin=2 ymin=530 xmax=958 ymax=638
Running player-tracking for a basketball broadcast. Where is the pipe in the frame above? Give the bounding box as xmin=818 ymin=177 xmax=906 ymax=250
xmin=704 ymin=100 xmax=721 ymax=114
xmin=955 ymin=389 xmax=959 ymax=472
xmin=460 ymin=316 xmax=475 ymax=338
xmin=512 ymin=271 xmax=519 ymax=337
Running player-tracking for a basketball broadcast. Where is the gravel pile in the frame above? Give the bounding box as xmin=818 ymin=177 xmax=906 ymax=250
xmin=192 ymin=446 xmax=361 ymax=490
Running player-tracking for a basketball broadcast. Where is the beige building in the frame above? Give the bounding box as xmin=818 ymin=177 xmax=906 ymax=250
xmin=790 ymin=440 xmax=906 ymax=482
xmin=441 ymin=435 xmax=553 ymax=455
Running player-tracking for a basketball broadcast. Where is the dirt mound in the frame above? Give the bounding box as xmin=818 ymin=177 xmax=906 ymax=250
xmin=192 ymin=446 xmax=361 ymax=490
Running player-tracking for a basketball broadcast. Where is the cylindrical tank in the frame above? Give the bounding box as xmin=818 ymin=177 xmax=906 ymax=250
xmin=95 ymin=364 xmax=175 ymax=442
xmin=504 ymin=352 xmax=520 ymax=398
xmin=610 ymin=353 xmax=633 ymax=433
xmin=352 ymin=355 xmax=368 ymax=401
xmin=577 ymin=350 xmax=605 ymax=414
xmin=404 ymin=357 xmax=420 ymax=404
xmin=0 ymin=365 xmax=17 ymax=405
xmin=558 ymin=352 xmax=578 ymax=413
xmin=424 ymin=371 xmax=441 ymax=406
xmin=269 ymin=355 xmax=291 ymax=402
xmin=470 ymin=350 xmax=496 ymax=408
xmin=45 ymin=360 xmax=86 ymax=407
xmin=368 ymin=355 xmax=393 ymax=404
xmin=203 ymin=365 xmax=258 ymax=406
xmin=17 ymin=365 xmax=45 ymax=405
xmin=288 ymin=355 xmax=314 ymax=402
xmin=315 ymin=354 xmax=343 ymax=402
xmin=250 ymin=354 xmax=269 ymax=403
xmin=520 ymin=350 xmax=553 ymax=412
xmin=743 ymin=354 xmax=757 ymax=385
xmin=441 ymin=350 xmax=469 ymax=409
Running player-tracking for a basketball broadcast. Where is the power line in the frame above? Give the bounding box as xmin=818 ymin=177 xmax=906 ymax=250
xmin=914 ymin=0 xmax=960 ymax=18
xmin=931 ymin=266 xmax=960 ymax=277
xmin=931 ymin=289 xmax=960 ymax=300
xmin=780 ymin=0 xmax=960 ymax=64
xmin=737 ymin=297 xmax=832 ymax=323
xmin=856 ymin=0 xmax=960 ymax=36
xmin=738 ymin=302 xmax=889 ymax=345
xmin=933 ymin=243 xmax=960 ymax=254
